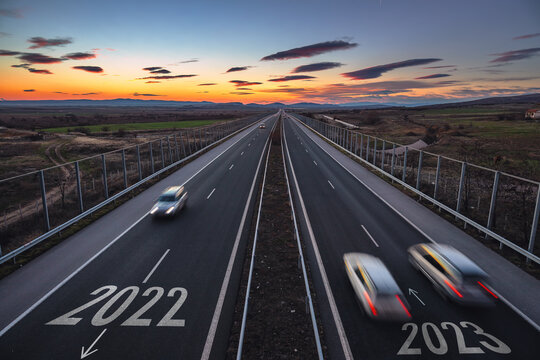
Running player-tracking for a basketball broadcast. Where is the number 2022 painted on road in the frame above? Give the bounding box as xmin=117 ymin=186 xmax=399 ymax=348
xmin=46 ymin=285 xmax=188 ymax=327
xmin=398 ymin=321 xmax=511 ymax=355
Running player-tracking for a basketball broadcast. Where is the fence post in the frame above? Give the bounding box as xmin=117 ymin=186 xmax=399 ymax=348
xmin=39 ymin=170 xmax=51 ymax=231
xmin=345 ymin=129 xmax=348 ymax=150
xmin=416 ymin=151 xmax=423 ymax=190
xmin=199 ymin=129 xmax=203 ymax=149
xmin=456 ymin=162 xmax=467 ymax=215
xmin=167 ymin=136 xmax=173 ymax=164
xmin=372 ymin=138 xmax=377 ymax=165
xmin=160 ymin=139 xmax=165 ymax=169
xmin=527 ymin=186 xmax=540 ymax=264
xmin=360 ymin=134 xmax=364 ymax=158
xmin=121 ymin=149 xmax=128 ymax=189
xmin=101 ymin=154 xmax=109 ymax=199
xmin=136 ymin=145 xmax=142 ymax=180
xmin=486 ymin=171 xmax=499 ymax=239
xmin=434 ymin=155 xmax=441 ymax=199
xmin=381 ymin=140 xmax=386 ymax=169
xmin=180 ymin=132 xmax=187 ymax=157
xmin=149 ymin=142 xmax=155 ymax=173
xmin=402 ymin=147 xmax=408 ymax=182
xmin=174 ymin=134 xmax=179 ymax=161
xmin=366 ymin=136 xmax=370 ymax=162
xmin=75 ymin=161 xmax=84 ymax=213
xmin=354 ymin=133 xmax=358 ymax=155
xmin=391 ymin=144 xmax=396 ymax=176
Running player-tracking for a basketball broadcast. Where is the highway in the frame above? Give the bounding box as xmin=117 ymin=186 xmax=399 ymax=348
xmin=0 ymin=114 xmax=278 ymax=359
xmin=281 ymin=114 xmax=540 ymax=360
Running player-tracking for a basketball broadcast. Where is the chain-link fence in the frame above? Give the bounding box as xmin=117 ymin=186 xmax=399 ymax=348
xmin=0 ymin=114 xmax=268 ymax=263
xmin=292 ymin=113 xmax=540 ymax=265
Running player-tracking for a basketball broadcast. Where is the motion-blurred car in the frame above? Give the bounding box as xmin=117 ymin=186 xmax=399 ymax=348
xmin=344 ymin=253 xmax=411 ymax=320
xmin=408 ymin=243 xmax=497 ymax=306
xmin=259 ymin=123 xmax=266 ymax=129
xmin=150 ymin=186 xmax=188 ymax=217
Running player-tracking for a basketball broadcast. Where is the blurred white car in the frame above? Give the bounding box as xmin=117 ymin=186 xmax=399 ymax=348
xmin=408 ymin=243 xmax=497 ymax=306
xmin=150 ymin=186 xmax=188 ymax=217
xmin=344 ymin=253 xmax=411 ymax=320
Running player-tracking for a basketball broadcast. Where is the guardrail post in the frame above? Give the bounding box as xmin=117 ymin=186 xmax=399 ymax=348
xmin=101 ymin=154 xmax=108 ymax=199
xmin=381 ymin=140 xmax=386 ymax=169
xmin=167 ymin=136 xmax=173 ymax=163
xmin=121 ymin=149 xmax=128 ymax=189
xmin=174 ymin=134 xmax=179 ymax=161
xmin=372 ymin=138 xmax=377 ymax=165
xmin=159 ymin=139 xmax=165 ymax=169
xmin=434 ymin=155 xmax=441 ymax=199
xmin=366 ymin=136 xmax=370 ymax=162
xmin=391 ymin=144 xmax=396 ymax=176
xmin=416 ymin=150 xmax=423 ymax=190
xmin=345 ymin=129 xmax=348 ymax=150
xmin=75 ymin=161 xmax=84 ymax=213
xmin=180 ymin=132 xmax=187 ymax=157
xmin=456 ymin=162 xmax=467 ymax=215
xmin=527 ymin=186 xmax=540 ymax=264
xmin=360 ymin=134 xmax=364 ymax=158
xmin=149 ymin=142 xmax=155 ymax=173
xmin=199 ymin=129 xmax=203 ymax=149
xmin=486 ymin=171 xmax=499 ymax=240
xmin=136 ymin=145 xmax=142 ymax=180
xmin=39 ymin=170 xmax=51 ymax=231
xmin=402 ymin=147 xmax=408 ymax=182
xmin=355 ymin=133 xmax=358 ymax=155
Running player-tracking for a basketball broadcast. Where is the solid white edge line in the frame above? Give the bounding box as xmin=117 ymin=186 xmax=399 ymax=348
xmin=328 ymin=180 xmax=335 ymax=189
xmin=206 ymin=188 xmax=216 ymax=200
xmin=142 ymin=249 xmax=170 ymax=284
xmin=201 ymin=113 xmax=278 ymax=360
xmin=283 ymin=117 xmax=354 ymax=360
xmin=361 ymin=225 xmax=379 ymax=247
xmin=0 ymin=114 xmax=274 ymax=338
xmin=289 ymin=114 xmax=540 ymax=333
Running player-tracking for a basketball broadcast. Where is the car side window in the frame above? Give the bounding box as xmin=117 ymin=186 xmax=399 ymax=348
xmin=423 ymin=254 xmax=447 ymax=275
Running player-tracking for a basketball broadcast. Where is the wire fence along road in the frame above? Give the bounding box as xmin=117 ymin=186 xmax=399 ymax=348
xmin=0 ymin=115 xmax=268 ymax=264
xmin=291 ymin=113 xmax=540 ymax=265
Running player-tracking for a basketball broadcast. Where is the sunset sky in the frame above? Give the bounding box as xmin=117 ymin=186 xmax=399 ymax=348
xmin=1 ymin=0 xmax=539 ymax=105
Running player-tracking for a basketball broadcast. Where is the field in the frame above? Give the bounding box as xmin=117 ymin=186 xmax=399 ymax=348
xmin=42 ymin=119 xmax=225 ymax=133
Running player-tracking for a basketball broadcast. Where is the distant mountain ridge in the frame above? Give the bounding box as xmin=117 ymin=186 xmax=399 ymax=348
xmin=0 ymin=93 xmax=538 ymax=109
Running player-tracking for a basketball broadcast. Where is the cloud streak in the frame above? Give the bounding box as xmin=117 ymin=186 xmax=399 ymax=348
xmin=18 ymin=52 xmax=64 ymax=64
xmin=342 ymin=58 xmax=442 ymax=80
xmin=63 ymin=52 xmax=96 ymax=60
xmin=261 ymin=40 xmax=357 ymax=61
xmin=226 ymin=66 xmax=251 ymax=73
xmin=28 ymin=37 xmax=72 ymax=49
xmin=143 ymin=66 xmax=171 ymax=74
xmin=415 ymin=73 xmax=451 ymax=79
xmin=72 ymin=66 xmax=103 ymax=73
xmin=291 ymin=62 xmax=343 ymax=73
xmin=513 ymin=33 xmax=540 ymax=40
xmin=268 ymin=75 xmax=316 ymax=82
xmin=133 ymin=92 xmax=165 ymax=97
xmin=229 ymin=80 xmax=262 ymax=87
xmin=198 ymin=83 xmax=217 ymax=86
xmin=0 ymin=49 xmax=20 ymax=56
xmin=138 ymin=74 xmax=197 ymax=80
xmin=0 ymin=8 xmax=23 ymax=18
xmin=23 ymin=89 xmax=35 ymax=92
xmin=28 ymin=68 xmax=53 ymax=74
xmin=490 ymin=47 xmax=540 ymax=63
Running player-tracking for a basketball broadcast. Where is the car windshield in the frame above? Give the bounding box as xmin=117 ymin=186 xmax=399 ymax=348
xmin=158 ymin=195 xmax=176 ymax=202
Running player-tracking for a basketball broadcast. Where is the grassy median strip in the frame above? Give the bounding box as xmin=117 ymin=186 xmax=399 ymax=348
xmin=228 ymin=117 xmax=322 ymax=359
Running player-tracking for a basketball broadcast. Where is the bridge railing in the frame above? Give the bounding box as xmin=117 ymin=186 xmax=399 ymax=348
xmin=0 ymin=115 xmax=267 ymax=264
xmin=291 ymin=113 xmax=540 ymax=266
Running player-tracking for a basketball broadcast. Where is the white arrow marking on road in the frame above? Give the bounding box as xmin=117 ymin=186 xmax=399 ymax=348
xmin=81 ymin=328 xmax=107 ymax=359
xmin=408 ymin=288 xmax=425 ymax=306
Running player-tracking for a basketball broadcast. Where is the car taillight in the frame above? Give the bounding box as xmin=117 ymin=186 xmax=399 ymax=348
xmin=363 ymin=291 xmax=377 ymax=316
xmin=477 ymin=281 xmax=498 ymax=298
xmin=395 ymin=295 xmax=411 ymax=317
xmin=444 ymin=279 xmax=463 ymax=298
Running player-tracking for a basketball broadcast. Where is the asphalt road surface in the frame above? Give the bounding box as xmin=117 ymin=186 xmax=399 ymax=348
xmin=0 ymin=114 xmax=278 ymax=359
xmin=282 ymin=114 xmax=540 ymax=360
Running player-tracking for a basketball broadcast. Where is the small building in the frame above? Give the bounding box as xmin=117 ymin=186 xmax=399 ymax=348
xmin=525 ymin=109 xmax=540 ymax=120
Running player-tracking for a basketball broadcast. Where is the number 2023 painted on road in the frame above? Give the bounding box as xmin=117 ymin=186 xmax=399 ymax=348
xmin=46 ymin=285 xmax=188 ymax=327
xmin=398 ymin=321 xmax=511 ymax=355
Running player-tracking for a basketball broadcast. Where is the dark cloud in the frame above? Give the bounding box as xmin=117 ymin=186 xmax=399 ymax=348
xmin=53 ymin=91 xmax=68 ymax=94
xmin=133 ymin=92 xmax=165 ymax=97
xmin=342 ymin=58 xmax=442 ymax=80
xmin=490 ymin=47 xmax=540 ymax=63
xmin=415 ymin=73 xmax=451 ymax=80
xmin=150 ymin=69 xmax=170 ymax=74
xmin=513 ymin=33 xmax=540 ymax=40
xmin=180 ymin=58 xmax=198 ymax=63
xmin=145 ymin=81 xmax=161 ymax=84
xmin=143 ymin=66 xmax=162 ymax=71
xmin=229 ymin=80 xmax=262 ymax=87
xmin=72 ymin=92 xmax=100 ymax=95
xmin=28 ymin=37 xmax=72 ymax=49
xmin=291 ymin=62 xmax=343 ymax=73
xmin=72 ymin=66 xmax=104 ymax=73
xmin=138 ymin=74 xmax=197 ymax=80
xmin=198 ymin=83 xmax=217 ymax=86
xmin=0 ymin=49 xmax=20 ymax=56
xmin=259 ymin=87 xmax=308 ymax=93
xmin=18 ymin=53 xmax=64 ymax=64
xmin=424 ymin=65 xmax=456 ymax=69
xmin=236 ymin=87 xmax=252 ymax=90
xmin=268 ymin=75 xmax=316 ymax=82
xmin=0 ymin=9 xmax=23 ymax=18
xmin=63 ymin=52 xmax=96 ymax=60
xmin=23 ymin=89 xmax=35 ymax=92
xmin=28 ymin=68 xmax=53 ymax=74
xmin=226 ymin=66 xmax=251 ymax=73
xmin=230 ymin=91 xmax=254 ymax=95
xmin=11 ymin=63 xmax=30 ymax=68
xmin=261 ymin=40 xmax=357 ymax=61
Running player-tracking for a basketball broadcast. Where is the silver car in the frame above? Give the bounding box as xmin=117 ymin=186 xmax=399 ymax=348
xmin=344 ymin=253 xmax=411 ymax=320
xmin=150 ymin=186 xmax=188 ymax=217
xmin=408 ymin=243 xmax=497 ymax=306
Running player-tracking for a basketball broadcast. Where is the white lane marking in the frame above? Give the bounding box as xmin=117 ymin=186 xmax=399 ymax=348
xmin=248 ymin=143 xmax=251 ymax=147
xmin=290 ymin=115 xmax=540 ymax=332
xmin=328 ymin=180 xmax=335 ymax=189
xmin=361 ymin=225 xmax=379 ymax=247
xmin=202 ymin=117 xmax=277 ymax=360
xmin=229 ymin=164 xmax=234 ymax=170
xmin=0 ymin=114 xmax=274 ymax=338
xmin=305 ymin=149 xmax=309 ymax=153
xmin=142 ymin=249 xmax=170 ymax=284
xmin=282 ymin=119 xmax=354 ymax=360
xmin=313 ymin=161 xmax=318 ymax=166
xmin=81 ymin=328 xmax=107 ymax=359
xmin=206 ymin=188 xmax=216 ymax=199
xmin=241 ymin=151 xmax=244 ymax=156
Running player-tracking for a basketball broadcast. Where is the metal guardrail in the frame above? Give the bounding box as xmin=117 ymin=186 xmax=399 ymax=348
xmin=289 ymin=113 xmax=540 ymax=265
xmin=0 ymin=114 xmax=269 ymax=265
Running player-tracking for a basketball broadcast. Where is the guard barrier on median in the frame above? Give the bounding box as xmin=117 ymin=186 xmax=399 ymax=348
xmin=0 ymin=114 xmax=269 ymax=265
xmin=290 ymin=113 xmax=540 ymax=265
